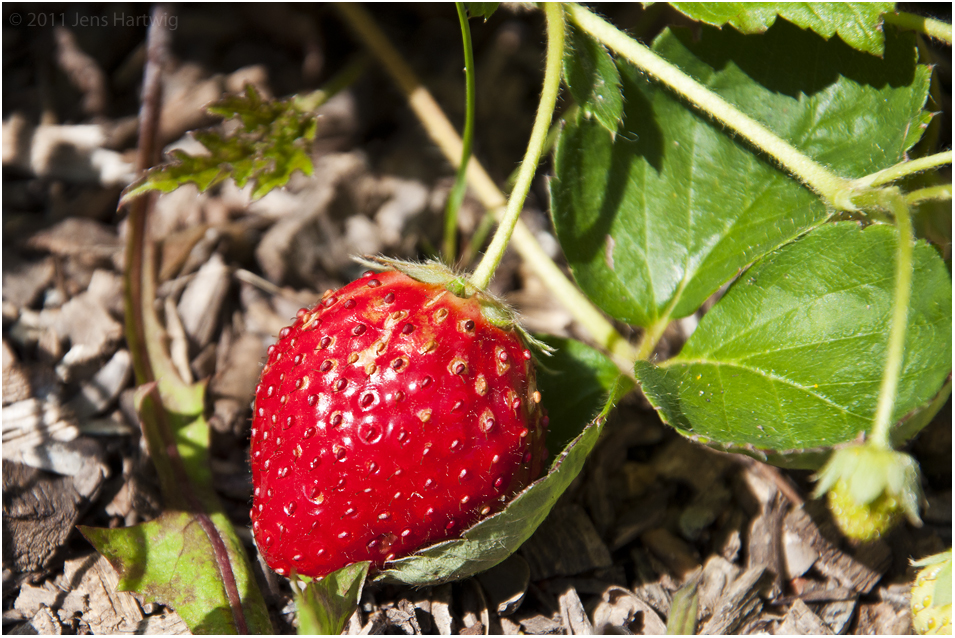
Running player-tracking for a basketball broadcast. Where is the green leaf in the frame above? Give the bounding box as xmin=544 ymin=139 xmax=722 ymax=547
xmin=535 ymin=335 xmax=623 ymax=457
xmin=121 ymin=84 xmax=317 ymax=205
xmin=563 ymin=22 xmax=624 ymax=133
xmin=669 ymin=3 xmax=896 ymax=56
xmin=636 ymin=222 xmax=952 ymax=455
xmin=376 ymin=375 xmax=633 ymax=585
xmin=295 ymin=562 xmax=369 ymax=635
xmin=551 ymin=21 xmax=931 ymax=329
xmin=80 ymin=512 xmax=273 ymax=634
xmin=465 ymin=2 xmax=499 ymax=20
xmin=666 ymin=575 xmax=700 ymax=635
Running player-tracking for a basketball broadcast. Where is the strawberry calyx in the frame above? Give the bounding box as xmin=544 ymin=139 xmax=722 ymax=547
xmin=813 ymin=443 xmax=922 ymax=541
xmin=355 ymin=255 xmax=554 ymax=356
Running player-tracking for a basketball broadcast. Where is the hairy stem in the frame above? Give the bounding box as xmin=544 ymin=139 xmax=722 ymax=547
xmin=443 ymin=3 xmax=477 ymax=265
xmin=335 ymin=2 xmax=639 ymax=370
xmin=859 ymin=150 xmax=953 ymax=188
xmin=567 ymin=3 xmax=855 ymax=210
xmin=906 ymin=183 xmax=952 ymax=206
xmin=866 ymin=188 xmax=914 ymax=449
xmin=122 ymin=7 xmax=250 ymax=632
xmin=469 ymin=3 xmax=565 ymax=290
xmin=884 ymin=11 xmax=953 ymax=45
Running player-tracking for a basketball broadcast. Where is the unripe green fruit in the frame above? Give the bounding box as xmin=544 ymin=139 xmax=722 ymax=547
xmin=827 ymin=478 xmax=903 ymax=542
xmin=912 ymin=551 xmax=952 ymax=635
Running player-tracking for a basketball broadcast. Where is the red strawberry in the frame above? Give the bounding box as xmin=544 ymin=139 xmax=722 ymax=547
xmin=250 ymin=267 xmax=548 ymax=578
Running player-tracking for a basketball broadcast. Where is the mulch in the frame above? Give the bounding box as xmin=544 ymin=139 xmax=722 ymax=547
xmin=2 ymin=3 xmax=950 ymax=634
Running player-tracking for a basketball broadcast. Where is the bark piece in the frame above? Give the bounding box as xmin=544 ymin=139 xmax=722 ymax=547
xmin=784 ymin=507 xmax=888 ymax=594
xmin=475 ymin=553 xmax=529 ymax=616
xmin=9 ymin=606 xmax=63 ymax=635
xmin=384 ymin=599 xmax=421 ymax=635
xmin=853 ymin=601 xmax=911 ymax=635
xmin=591 ymin=585 xmax=667 ymax=635
xmin=521 ymin=504 xmax=612 ymax=580
xmin=783 ymin=527 xmax=818 ymax=579
xmin=698 ymin=555 xmax=740 ymax=620
xmin=816 ymin=599 xmax=858 ymax=634
xmin=3 ymin=340 xmax=33 ymax=405
xmin=177 ymin=252 xmax=231 ymax=350
xmin=431 ymin=583 xmax=453 ymax=636
xmin=641 ymin=528 xmax=701 ymax=582
xmin=698 ymin=566 xmax=766 ymax=635
xmin=557 ymin=585 xmax=593 ymax=635
xmin=64 ymin=348 xmax=132 ymax=418
xmin=776 ymin=599 xmax=833 ymax=635
xmin=1 ymin=257 xmax=55 ymax=310
xmin=2 ymin=462 xmax=82 ymax=575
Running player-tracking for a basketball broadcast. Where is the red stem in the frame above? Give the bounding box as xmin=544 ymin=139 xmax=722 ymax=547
xmin=123 ymin=6 xmax=248 ymax=633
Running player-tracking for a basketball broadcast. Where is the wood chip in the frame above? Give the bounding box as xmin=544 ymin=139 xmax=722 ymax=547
xmin=816 ymin=599 xmax=857 ymax=634
xmin=475 ymin=553 xmax=529 ymax=616
xmin=591 ymin=585 xmax=666 ymax=635
xmin=698 ymin=555 xmax=740 ymax=619
xmin=641 ymin=528 xmax=701 ymax=581
xmin=3 ymin=461 xmax=83 ymax=575
xmin=853 ymin=601 xmax=911 ymax=634
xmin=431 ymin=583 xmax=453 ymax=635
xmin=556 ymin=585 xmax=592 ymax=635
xmin=177 ymin=252 xmax=231 ymax=350
xmin=698 ymin=567 xmax=766 ymax=635
xmin=747 ymin=492 xmax=785 ymax=598
xmin=384 ymin=599 xmax=421 ymax=635
xmin=784 ymin=507 xmax=888 ymax=594
xmin=776 ymin=599 xmax=834 ymax=635
xmin=521 ymin=504 xmax=612 ymax=580
xmin=65 ymin=348 xmax=132 ymax=418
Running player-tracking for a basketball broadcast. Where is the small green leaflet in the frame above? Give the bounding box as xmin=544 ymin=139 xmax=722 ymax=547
xmin=377 ymin=337 xmax=632 ymax=585
xmin=670 ymin=3 xmax=896 ymax=56
xmin=563 ymin=22 xmax=624 ymax=133
xmin=464 ymin=2 xmax=499 ymax=20
xmin=80 ymin=511 xmax=273 ymax=634
xmin=121 ymin=84 xmax=318 ymax=205
xmin=636 ymin=222 xmax=952 ymax=456
xmin=551 ymin=20 xmax=931 ymax=329
xmin=294 ymin=562 xmax=369 ymax=635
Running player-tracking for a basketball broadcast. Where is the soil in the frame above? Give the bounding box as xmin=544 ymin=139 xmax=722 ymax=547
xmin=2 ymin=3 xmax=951 ymax=635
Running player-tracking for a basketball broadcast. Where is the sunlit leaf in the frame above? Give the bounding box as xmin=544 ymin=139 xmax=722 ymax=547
xmin=552 ymin=21 xmax=931 ymax=328
xmin=670 ymin=2 xmax=896 ymax=56
xmin=636 ymin=222 xmax=951 ymax=456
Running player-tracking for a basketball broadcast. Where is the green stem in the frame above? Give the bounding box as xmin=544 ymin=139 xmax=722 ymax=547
xmin=906 ymin=183 xmax=952 ymax=206
xmin=469 ymin=3 xmax=565 ymax=290
xmin=884 ymin=11 xmax=953 ymax=45
xmin=462 ymin=104 xmax=577 ymax=267
xmin=336 ymin=2 xmax=639 ymax=371
xmin=443 ymin=3 xmax=477 ymax=265
xmin=859 ymin=150 xmax=953 ymax=188
xmin=865 ymin=188 xmax=914 ymax=450
xmin=567 ymin=3 xmax=856 ymax=210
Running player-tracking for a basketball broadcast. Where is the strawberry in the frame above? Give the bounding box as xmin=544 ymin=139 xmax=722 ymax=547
xmin=249 ymin=266 xmax=548 ymax=579
xmin=911 ymin=550 xmax=952 ymax=635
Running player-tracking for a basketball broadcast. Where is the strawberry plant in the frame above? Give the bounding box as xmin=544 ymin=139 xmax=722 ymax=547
xmin=78 ymin=2 xmax=951 ymax=634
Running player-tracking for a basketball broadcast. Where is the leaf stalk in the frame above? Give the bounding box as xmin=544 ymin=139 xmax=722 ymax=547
xmin=469 ymin=3 xmax=565 ymax=290
xmin=858 ymin=150 xmax=953 ymax=188
xmin=884 ymin=11 xmax=953 ymax=45
xmin=567 ymin=3 xmax=855 ymax=210
xmin=443 ymin=3 xmax=477 ymax=265
xmin=863 ymin=188 xmax=915 ymax=450
xmin=335 ymin=2 xmax=639 ymax=371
